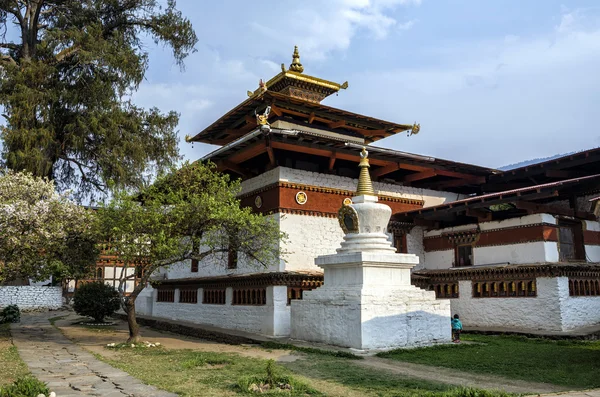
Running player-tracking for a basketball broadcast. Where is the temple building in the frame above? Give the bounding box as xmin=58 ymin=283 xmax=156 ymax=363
xmin=123 ymin=47 xmax=600 ymax=338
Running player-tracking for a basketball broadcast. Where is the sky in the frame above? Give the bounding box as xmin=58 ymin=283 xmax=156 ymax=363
xmin=133 ymin=0 xmax=600 ymax=169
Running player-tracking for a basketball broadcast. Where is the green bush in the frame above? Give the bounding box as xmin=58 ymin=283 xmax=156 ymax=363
xmin=0 ymin=375 xmax=50 ymax=397
xmin=73 ymin=281 xmax=120 ymax=323
xmin=0 ymin=305 xmax=20 ymax=324
xmin=237 ymin=360 xmax=320 ymax=395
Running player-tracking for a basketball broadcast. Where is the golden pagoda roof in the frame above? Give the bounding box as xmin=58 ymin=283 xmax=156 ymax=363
xmin=247 ymin=46 xmax=348 ymax=103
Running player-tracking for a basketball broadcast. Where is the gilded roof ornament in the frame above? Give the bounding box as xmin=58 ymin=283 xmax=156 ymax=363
xmin=289 ymin=46 xmax=304 ymax=73
xmin=356 ymin=147 xmax=375 ymax=196
xmin=409 ymin=122 xmax=420 ymax=136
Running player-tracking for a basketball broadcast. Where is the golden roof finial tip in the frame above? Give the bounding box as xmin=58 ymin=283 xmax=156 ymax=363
xmin=356 ymin=147 xmax=375 ymax=196
xmin=289 ymin=45 xmax=304 ymax=73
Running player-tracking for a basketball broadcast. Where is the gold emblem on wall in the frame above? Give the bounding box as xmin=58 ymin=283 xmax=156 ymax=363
xmin=255 ymin=195 xmax=263 ymax=209
xmin=343 ymin=198 xmax=352 ymax=206
xmin=295 ymin=191 xmax=308 ymax=205
xmin=338 ymin=205 xmax=359 ymax=234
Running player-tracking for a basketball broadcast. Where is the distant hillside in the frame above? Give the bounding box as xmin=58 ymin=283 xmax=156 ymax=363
xmin=498 ymin=152 xmax=576 ymax=171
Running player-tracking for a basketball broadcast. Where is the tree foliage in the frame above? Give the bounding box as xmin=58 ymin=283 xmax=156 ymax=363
xmin=97 ymin=162 xmax=285 ymax=341
xmin=0 ymin=0 xmax=197 ymax=199
xmin=0 ymin=170 xmax=98 ymax=282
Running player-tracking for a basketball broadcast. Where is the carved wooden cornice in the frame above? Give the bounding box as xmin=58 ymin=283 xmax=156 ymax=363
xmin=388 ymin=221 xmax=414 ymax=235
xmin=412 ymin=263 xmax=600 ymax=284
xmin=151 ymin=272 xmax=324 ymax=290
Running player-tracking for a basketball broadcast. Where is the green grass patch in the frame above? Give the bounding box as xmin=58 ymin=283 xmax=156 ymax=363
xmin=282 ymin=354 xmax=453 ymax=396
xmin=96 ymin=344 xmax=505 ymax=396
xmin=0 ymin=324 xmax=29 ymax=388
xmin=378 ymin=334 xmax=600 ymax=389
xmin=0 ymin=375 xmax=49 ymax=397
xmin=48 ymin=315 xmax=66 ymax=326
xmin=260 ymin=341 xmax=362 ymax=360
xmin=99 ymin=347 xmax=313 ymax=396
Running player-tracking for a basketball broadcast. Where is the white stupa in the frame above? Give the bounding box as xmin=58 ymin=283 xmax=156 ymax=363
xmin=291 ymin=148 xmax=451 ymax=351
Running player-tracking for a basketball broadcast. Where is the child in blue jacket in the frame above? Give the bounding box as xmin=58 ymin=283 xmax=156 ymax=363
xmin=451 ymin=314 xmax=463 ymax=343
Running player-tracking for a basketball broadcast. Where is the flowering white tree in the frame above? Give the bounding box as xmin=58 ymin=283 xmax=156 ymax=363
xmin=0 ymin=170 xmax=98 ymax=283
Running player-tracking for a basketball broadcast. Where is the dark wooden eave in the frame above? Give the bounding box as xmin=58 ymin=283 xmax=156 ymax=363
xmin=484 ymin=148 xmax=600 ymax=192
xmin=189 ymin=91 xmax=415 ymax=145
xmin=150 ymin=271 xmax=324 ymax=289
xmin=201 ymin=128 xmax=497 ymax=194
xmin=393 ymin=174 xmax=600 ymax=228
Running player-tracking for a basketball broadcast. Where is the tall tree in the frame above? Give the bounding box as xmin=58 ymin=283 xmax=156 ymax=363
xmin=0 ymin=0 xmax=197 ymax=199
xmin=0 ymin=170 xmax=98 ymax=283
xmin=97 ymin=162 xmax=284 ymax=343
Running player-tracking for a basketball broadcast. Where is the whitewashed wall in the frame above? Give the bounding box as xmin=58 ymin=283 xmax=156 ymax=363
xmin=451 ymin=277 xmax=600 ymax=332
xmin=423 ymin=214 xmax=561 ymax=269
xmin=151 ymin=286 xmax=289 ymax=336
xmin=558 ymin=277 xmax=600 ymax=330
xmin=450 ymin=278 xmax=563 ymax=332
xmin=280 ymin=214 xmax=343 ymax=272
xmin=0 ymin=286 xmax=62 ymax=310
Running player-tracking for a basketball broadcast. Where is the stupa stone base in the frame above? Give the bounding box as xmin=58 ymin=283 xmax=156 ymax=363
xmin=291 ymin=252 xmax=452 ymax=351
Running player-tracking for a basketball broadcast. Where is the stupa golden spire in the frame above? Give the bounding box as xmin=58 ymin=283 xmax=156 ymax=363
xmin=356 ymin=147 xmax=375 ymax=196
xmin=289 ymin=46 xmax=304 ymax=73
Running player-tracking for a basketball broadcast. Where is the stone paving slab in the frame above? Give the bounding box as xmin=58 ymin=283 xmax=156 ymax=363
xmin=11 ymin=312 xmax=176 ymax=397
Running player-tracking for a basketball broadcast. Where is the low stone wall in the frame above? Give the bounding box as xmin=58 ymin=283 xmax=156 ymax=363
xmin=0 ymin=286 xmax=62 ymax=310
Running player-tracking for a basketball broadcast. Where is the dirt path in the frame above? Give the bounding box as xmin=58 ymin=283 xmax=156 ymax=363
xmin=55 ymin=313 xmax=301 ymax=362
xmin=358 ymin=356 xmax=567 ymax=394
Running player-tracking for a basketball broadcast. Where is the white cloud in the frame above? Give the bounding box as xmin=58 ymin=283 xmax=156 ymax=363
xmin=397 ymin=19 xmax=417 ymax=31
xmin=250 ymin=0 xmax=421 ymax=60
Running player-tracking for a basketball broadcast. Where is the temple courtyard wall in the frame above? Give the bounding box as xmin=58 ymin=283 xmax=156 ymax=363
xmin=450 ymin=277 xmax=600 ymax=332
xmin=0 ymin=286 xmax=62 ymax=310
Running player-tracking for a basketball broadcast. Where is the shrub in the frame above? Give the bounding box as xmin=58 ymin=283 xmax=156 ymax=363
xmin=0 ymin=375 xmax=50 ymax=397
xmin=73 ymin=281 xmax=120 ymax=323
xmin=0 ymin=305 xmax=20 ymax=323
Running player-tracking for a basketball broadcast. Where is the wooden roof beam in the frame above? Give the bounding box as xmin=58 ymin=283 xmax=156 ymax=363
xmin=372 ymin=163 xmax=400 ymax=179
xmin=514 ymin=200 xmax=595 ymax=220
xmin=424 ymin=176 xmax=487 ymax=190
xmin=228 ymin=142 xmax=268 ymax=164
xmin=328 ymin=120 xmax=346 ymax=129
xmin=402 ymin=169 xmax=438 ymax=183
xmin=328 ymin=152 xmax=336 ymax=172
xmin=465 ymin=208 xmax=492 ymax=222
xmin=217 ymin=160 xmax=249 ymax=178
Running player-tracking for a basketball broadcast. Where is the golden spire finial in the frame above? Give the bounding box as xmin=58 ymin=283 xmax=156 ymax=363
xmin=356 ymin=147 xmax=375 ymax=196
xmin=289 ymin=45 xmax=304 ymax=73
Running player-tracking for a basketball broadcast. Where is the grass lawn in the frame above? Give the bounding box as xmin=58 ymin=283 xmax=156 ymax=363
xmin=0 ymin=323 xmax=29 ymax=387
xmin=378 ymin=334 xmax=600 ymax=389
xmin=281 ymin=354 xmax=452 ymax=397
xmin=97 ymin=345 xmax=498 ymax=397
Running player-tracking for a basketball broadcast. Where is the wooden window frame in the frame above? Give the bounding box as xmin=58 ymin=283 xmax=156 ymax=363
xmin=393 ymin=232 xmax=408 ymax=254
xmin=454 ymin=244 xmax=474 ymax=268
xmin=202 ymin=288 xmax=226 ymax=304
xmin=568 ymin=278 xmax=600 ymax=297
xmin=430 ymin=282 xmax=459 ymax=299
xmin=558 ymin=219 xmax=586 ymax=262
xmin=179 ymin=289 xmax=198 ymax=304
xmin=472 ymin=280 xmax=537 ymax=298
xmin=232 ymin=288 xmax=266 ymax=306
xmin=156 ymin=289 xmax=175 ymax=302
